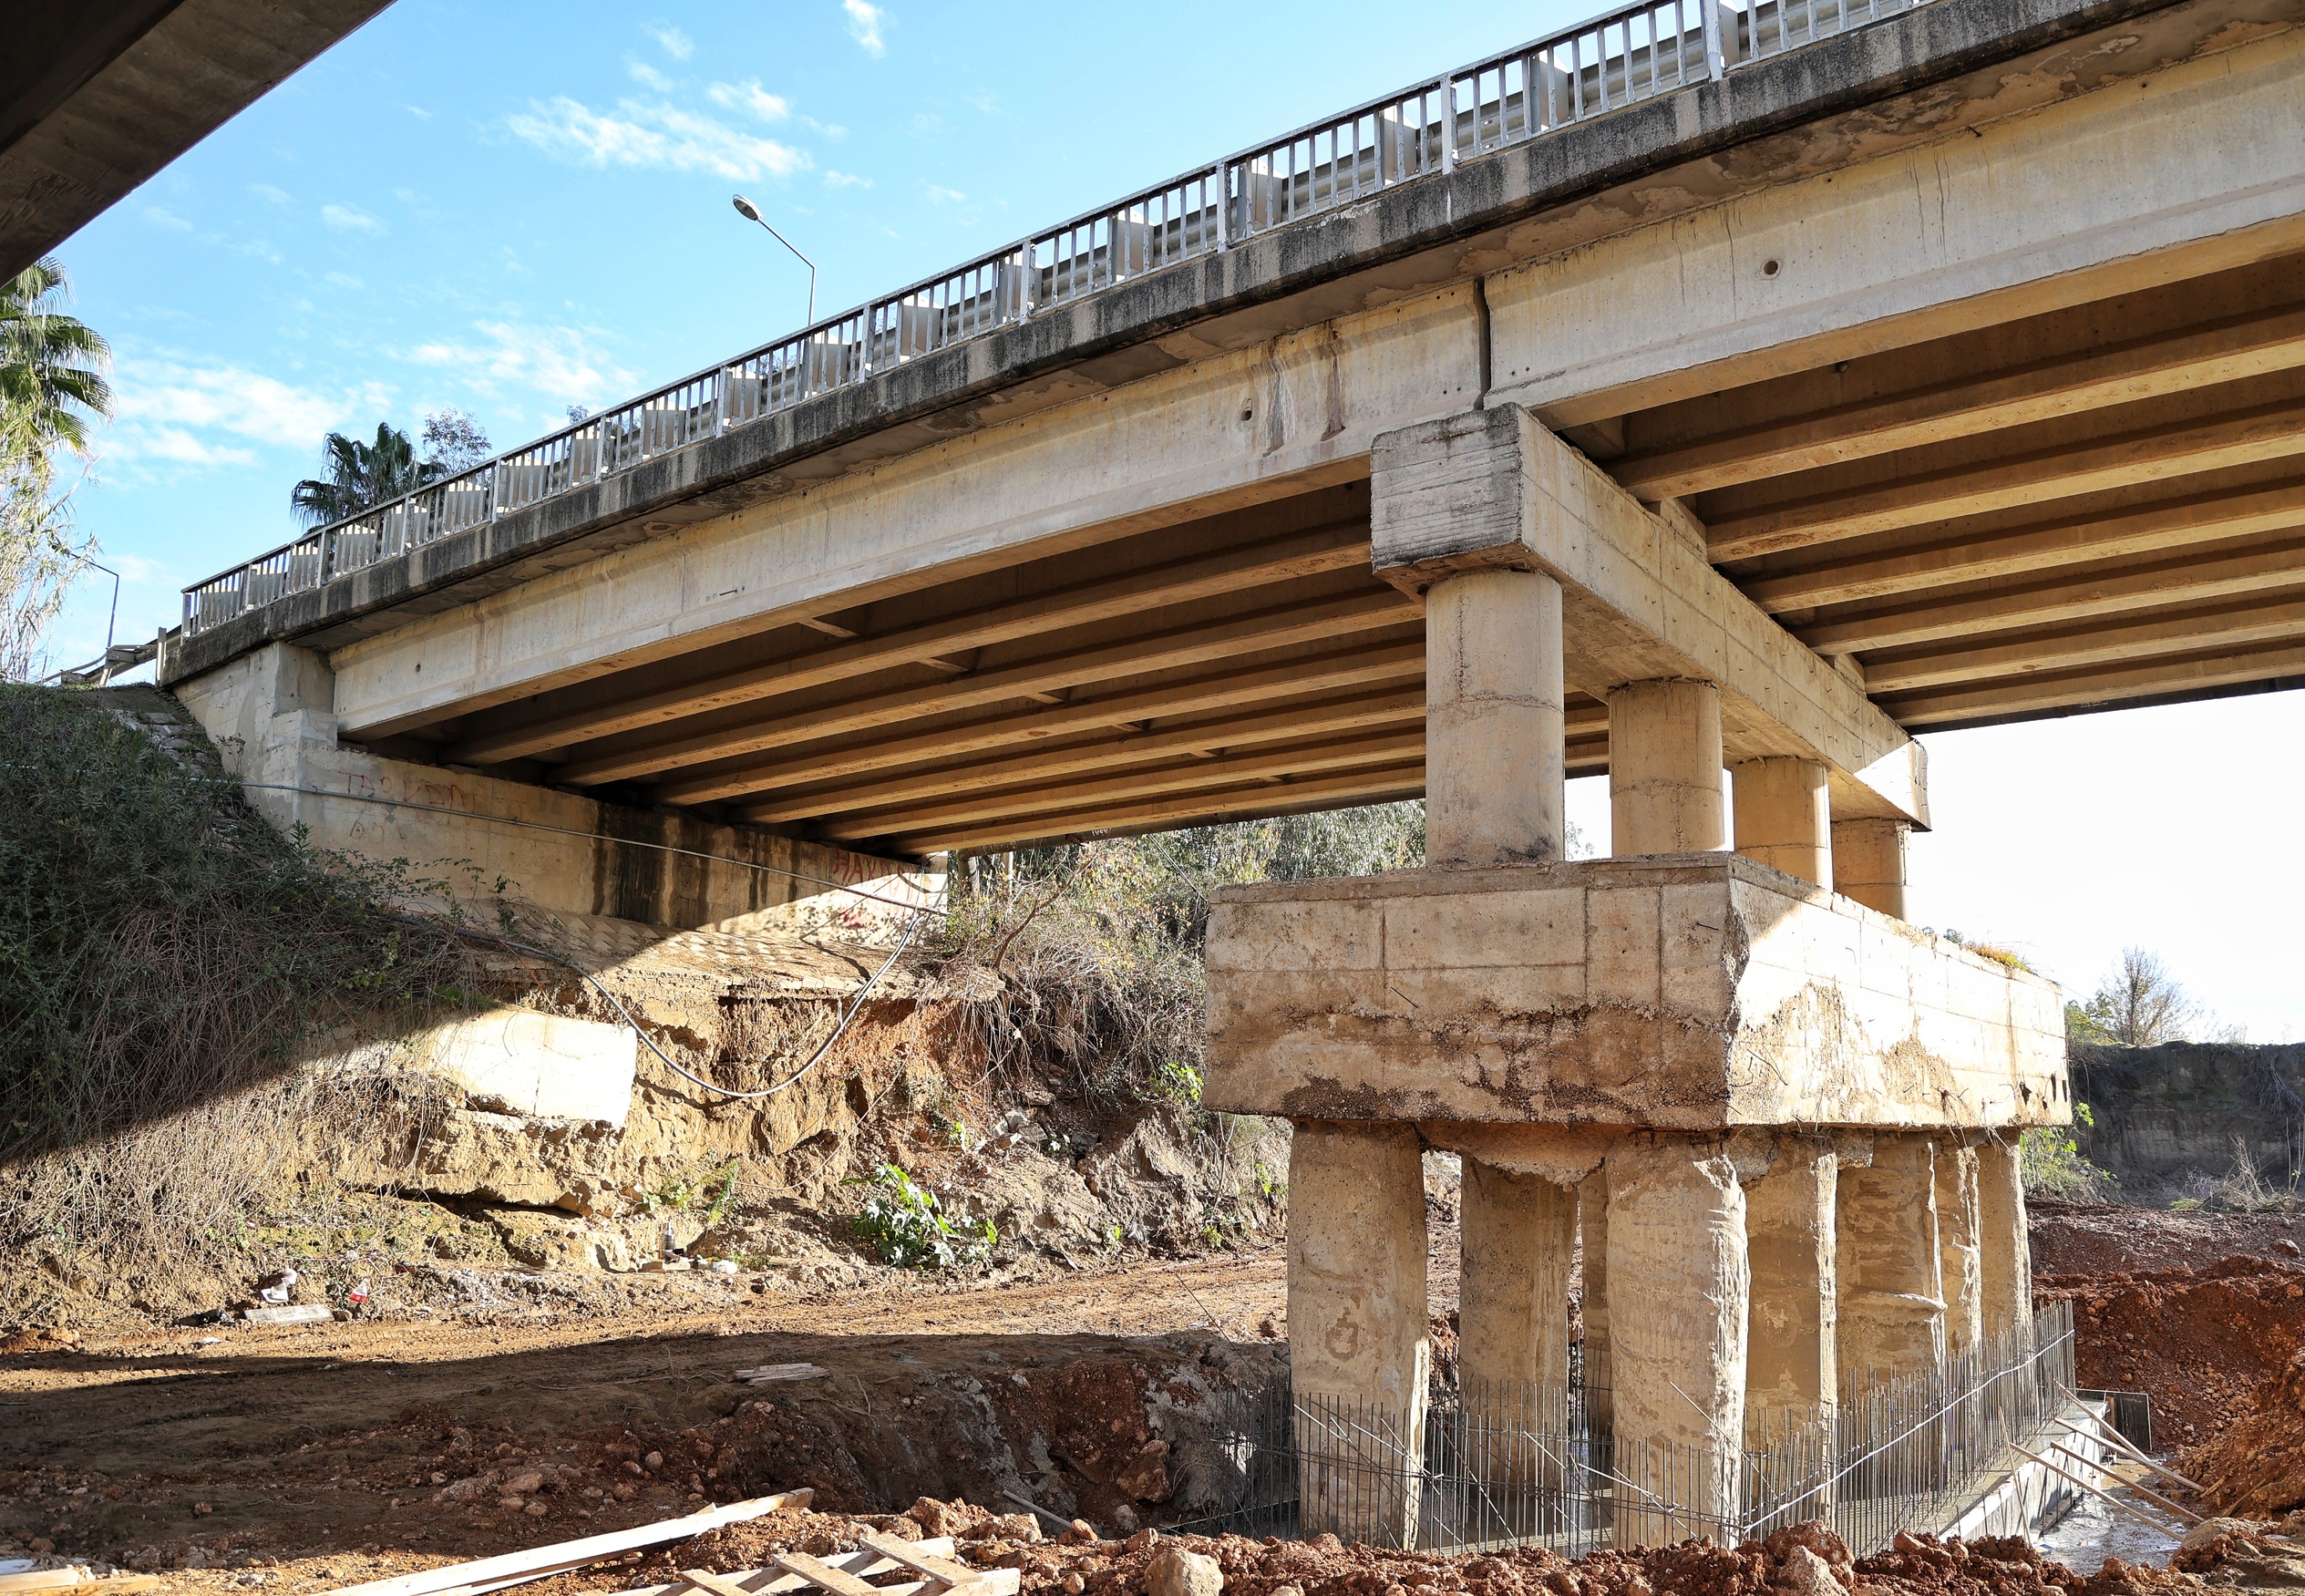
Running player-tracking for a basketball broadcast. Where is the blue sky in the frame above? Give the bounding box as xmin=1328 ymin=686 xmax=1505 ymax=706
xmin=40 ymin=0 xmax=2305 ymax=1042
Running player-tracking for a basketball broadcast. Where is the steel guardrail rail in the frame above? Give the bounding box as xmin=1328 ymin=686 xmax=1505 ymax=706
xmin=180 ymin=0 xmax=1928 ymax=636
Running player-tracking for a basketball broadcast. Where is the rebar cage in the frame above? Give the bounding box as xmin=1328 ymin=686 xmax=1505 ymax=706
xmin=1177 ymin=1304 xmax=2076 ymax=1555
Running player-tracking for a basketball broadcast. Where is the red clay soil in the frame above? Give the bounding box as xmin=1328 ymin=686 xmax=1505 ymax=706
xmin=2181 ymin=1344 xmax=2305 ymax=1518
xmin=527 ymin=1503 xmax=2198 ymax=1596
xmin=2033 ymin=1253 xmax=2305 ymax=1448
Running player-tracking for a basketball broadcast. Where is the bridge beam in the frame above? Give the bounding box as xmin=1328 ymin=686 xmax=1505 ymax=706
xmin=1370 ymin=406 xmax=1927 ymax=828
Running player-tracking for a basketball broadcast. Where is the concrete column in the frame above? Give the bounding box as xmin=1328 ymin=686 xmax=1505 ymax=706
xmin=1976 ymin=1139 xmax=2034 ymax=1350
xmin=1460 ymin=1160 xmax=1575 ymax=1396
xmin=1287 ymin=1120 xmax=1430 ymax=1546
xmin=1831 ymin=818 xmax=1909 ymax=919
xmin=1425 ymin=568 xmax=1566 ymax=869
xmin=1579 ymin=1176 xmax=1611 ymax=1422
xmin=1607 ymin=1140 xmax=1749 ymax=1544
xmin=1732 ymin=757 xmax=1832 ymax=887
xmin=1607 ymin=679 xmax=1725 ymax=854
xmin=1745 ymin=1143 xmax=1837 ymax=1433
xmin=1935 ymin=1141 xmax=1984 ymax=1358
xmin=1836 ymin=1134 xmax=1946 ymax=1384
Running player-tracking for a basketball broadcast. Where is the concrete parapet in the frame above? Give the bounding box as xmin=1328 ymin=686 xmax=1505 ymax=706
xmin=1204 ymin=855 xmax=2068 ymax=1130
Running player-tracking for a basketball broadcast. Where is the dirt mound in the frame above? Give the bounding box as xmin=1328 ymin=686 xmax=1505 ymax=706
xmin=2034 ymin=1253 xmax=2305 ymax=1447
xmin=519 ymin=1519 xmax=2195 ymax=1596
xmin=2183 ymin=1347 xmax=2305 ymax=1518
xmin=2029 ymin=1203 xmax=2305 ymax=1279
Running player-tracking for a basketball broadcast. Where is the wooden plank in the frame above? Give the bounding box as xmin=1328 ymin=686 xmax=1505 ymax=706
xmin=854 ymin=1530 xmax=985 ymax=1587
xmin=631 ymin=590 xmax=1417 ymax=800
xmin=1616 ymin=302 xmax=2305 ymax=498
xmin=765 ymin=1551 xmax=883 ymax=1596
xmin=674 ymin=1574 xmax=762 ymax=1596
xmin=447 ymin=525 xmax=1370 ymax=765
xmin=1707 ymin=399 xmax=2305 ymax=561
xmin=593 ymin=1570 xmax=1021 ymax=1596
xmin=319 ymin=1490 xmax=812 ymax=1596
xmin=1741 ymin=474 xmax=2305 ymax=612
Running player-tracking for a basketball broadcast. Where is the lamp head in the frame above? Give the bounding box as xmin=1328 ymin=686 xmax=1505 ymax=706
xmin=731 ymin=194 xmax=763 ymax=223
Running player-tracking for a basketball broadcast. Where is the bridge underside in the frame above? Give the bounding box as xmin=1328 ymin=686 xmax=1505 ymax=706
xmin=166 ymin=0 xmax=2305 ymax=861
xmin=353 ymin=239 xmax=2305 ymax=858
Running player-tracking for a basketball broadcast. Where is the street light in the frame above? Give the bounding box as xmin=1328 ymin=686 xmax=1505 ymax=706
xmin=732 ymin=194 xmax=817 ymax=324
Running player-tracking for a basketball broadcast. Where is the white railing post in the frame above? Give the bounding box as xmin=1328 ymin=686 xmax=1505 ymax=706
xmin=1440 ymin=75 xmax=1461 ymax=171
xmin=1702 ymin=0 xmax=1728 ymax=78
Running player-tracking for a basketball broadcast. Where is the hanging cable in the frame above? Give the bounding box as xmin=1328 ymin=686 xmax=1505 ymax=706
xmin=406 ymin=904 xmax=929 ymax=1101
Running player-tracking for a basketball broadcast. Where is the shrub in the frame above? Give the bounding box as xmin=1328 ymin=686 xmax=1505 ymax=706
xmin=848 ymin=1163 xmax=995 ymax=1270
xmin=2019 ymin=1103 xmax=2117 ymax=1200
xmin=0 ymin=685 xmax=465 ymax=1269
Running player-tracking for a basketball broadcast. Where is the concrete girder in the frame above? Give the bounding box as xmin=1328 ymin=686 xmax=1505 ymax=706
xmin=1370 ymin=405 xmax=1927 ymax=827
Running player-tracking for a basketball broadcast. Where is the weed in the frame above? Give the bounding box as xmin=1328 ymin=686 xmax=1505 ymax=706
xmin=2019 ymin=1102 xmax=2117 ymax=1200
xmin=1150 ymin=1060 xmax=1203 ymax=1107
xmin=847 ymin=1163 xmax=995 ymax=1270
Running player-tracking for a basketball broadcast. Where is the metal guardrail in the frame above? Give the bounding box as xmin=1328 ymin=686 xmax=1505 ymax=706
xmin=181 ymin=0 xmax=1930 ymax=637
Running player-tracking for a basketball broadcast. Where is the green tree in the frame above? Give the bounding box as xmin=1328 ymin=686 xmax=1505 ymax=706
xmin=0 ymin=258 xmax=112 ymax=460
xmin=2079 ymin=946 xmax=2197 ymax=1045
xmin=290 ymin=422 xmax=441 ymax=528
xmin=0 ymin=257 xmax=111 ymax=681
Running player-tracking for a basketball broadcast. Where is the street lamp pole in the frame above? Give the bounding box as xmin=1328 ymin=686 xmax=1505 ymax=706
xmin=731 ymin=194 xmax=817 ymax=324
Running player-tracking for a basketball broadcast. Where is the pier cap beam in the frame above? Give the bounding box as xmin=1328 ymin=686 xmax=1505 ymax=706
xmin=1369 ymin=406 xmax=1927 ymax=828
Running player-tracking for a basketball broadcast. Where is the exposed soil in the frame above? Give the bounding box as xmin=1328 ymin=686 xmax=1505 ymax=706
xmin=2183 ymin=1347 xmax=2305 ymax=1519
xmin=2029 ymin=1204 xmax=2305 ymax=1278
xmin=2036 ymin=1251 xmax=2305 ymax=1450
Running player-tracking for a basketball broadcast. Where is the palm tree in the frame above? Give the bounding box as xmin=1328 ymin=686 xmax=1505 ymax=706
xmin=0 ymin=257 xmax=112 ymax=461
xmin=290 ymin=422 xmax=442 ymax=528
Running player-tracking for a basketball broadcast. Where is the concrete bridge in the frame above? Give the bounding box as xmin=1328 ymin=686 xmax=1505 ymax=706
xmin=157 ymin=0 xmax=2303 ymax=1548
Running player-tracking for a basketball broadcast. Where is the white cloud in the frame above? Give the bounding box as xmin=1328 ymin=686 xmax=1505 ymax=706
xmin=142 ymin=206 xmax=194 ymax=232
xmin=627 ymin=57 xmax=674 ymax=90
xmin=921 ymin=184 xmax=965 ymax=205
xmin=504 ymin=96 xmax=808 ymax=181
xmin=321 ymin=202 xmax=386 ymax=233
xmin=248 ymin=182 xmax=292 ymax=206
xmin=103 ymin=351 xmax=386 ymax=473
xmin=823 ymin=170 xmax=870 ymax=190
xmin=406 ymin=321 xmax=637 ymax=411
xmin=844 ymin=0 xmax=886 ymax=56
xmin=324 ymin=272 xmax=364 ymax=289
xmin=406 ymin=105 xmax=434 ymax=119
xmin=646 ymin=21 xmax=695 ymax=58
xmin=707 ymin=79 xmax=791 ymax=122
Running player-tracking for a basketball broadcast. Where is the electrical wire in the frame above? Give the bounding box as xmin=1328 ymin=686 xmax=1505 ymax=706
xmin=406 ymin=903 xmax=929 ymax=1101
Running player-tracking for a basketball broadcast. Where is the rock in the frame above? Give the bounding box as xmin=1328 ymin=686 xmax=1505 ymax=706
xmin=1147 ymin=1545 xmax=1223 ymax=1596
xmin=1109 ymin=1504 xmax=1138 ymax=1534
xmin=1115 ymin=1439 xmax=1171 ymax=1501
xmin=1126 ymin=1528 xmax=1160 ymax=1555
xmin=504 ymin=1471 xmax=544 ymax=1496
xmin=1059 ymin=1519 xmax=1097 ymax=1546
xmin=2184 ymin=1517 xmax=2266 ymax=1552
xmin=1777 ymin=1546 xmax=1844 ymax=1596
xmin=2279 ymin=1239 xmax=2300 ymax=1258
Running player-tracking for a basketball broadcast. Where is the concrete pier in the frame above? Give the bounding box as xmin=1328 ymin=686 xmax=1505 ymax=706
xmin=1607 ymin=679 xmax=1724 ymax=854
xmin=1832 ymin=819 xmax=1911 ymax=920
xmin=1733 ymin=757 xmax=1833 ymax=887
xmin=1937 ymin=1141 xmax=1986 ymax=1357
xmin=1837 ymin=1135 xmax=1949 ymax=1383
xmin=1746 ymin=1141 xmax=1838 ymax=1430
xmin=1608 ymin=1140 xmax=1750 ymax=1540
xmin=1286 ymin=1120 xmax=1431 ymax=1544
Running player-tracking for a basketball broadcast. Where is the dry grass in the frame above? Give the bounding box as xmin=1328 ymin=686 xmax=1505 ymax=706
xmin=0 ymin=685 xmax=468 ymax=1286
